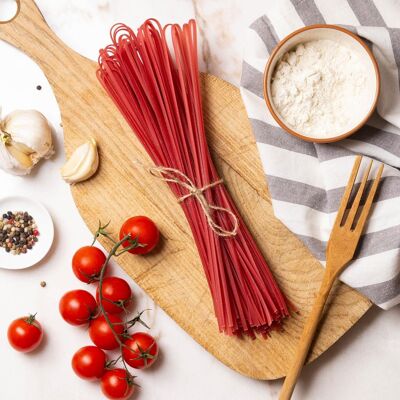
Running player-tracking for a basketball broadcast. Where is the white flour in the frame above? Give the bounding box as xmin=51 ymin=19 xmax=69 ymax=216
xmin=271 ymin=39 xmax=370 ymax=137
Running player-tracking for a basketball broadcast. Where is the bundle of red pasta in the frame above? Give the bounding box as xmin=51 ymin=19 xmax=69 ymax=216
xmin=97 ymin=19 xmax=290 ymax=336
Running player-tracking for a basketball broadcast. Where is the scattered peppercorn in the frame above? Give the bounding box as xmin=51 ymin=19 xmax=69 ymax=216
xmin=40 ymin=281 xmax=46 ymax=287
xmin=0 ymin=211 xmax=39 ymax=255
xmin=36 ymin=85 xmax=42 ymax=90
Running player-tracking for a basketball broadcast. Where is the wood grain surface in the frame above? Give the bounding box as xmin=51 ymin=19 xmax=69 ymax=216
xmin=0 ymin=0 xmax=372 ymax=380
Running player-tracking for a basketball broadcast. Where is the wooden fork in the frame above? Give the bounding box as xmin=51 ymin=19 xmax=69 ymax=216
xmin=279 ymin=155 xmax=384 ymax=400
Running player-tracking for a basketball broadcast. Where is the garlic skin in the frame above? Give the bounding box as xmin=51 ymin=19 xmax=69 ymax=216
xmin=61 ymin=138 xmax=99 ymax=184
xmin=0 ymin=110 xmax=54 ymax=175
xmin=0 ymin=133 xmax=29 ymax=175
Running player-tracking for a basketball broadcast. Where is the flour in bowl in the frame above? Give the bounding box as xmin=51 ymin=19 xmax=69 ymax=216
xmin=271 ymin=39 xmax=370 ymax=138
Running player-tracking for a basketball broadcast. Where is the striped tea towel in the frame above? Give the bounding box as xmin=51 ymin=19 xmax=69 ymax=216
xmin=240 ymin=0 xmax=400 ymax=309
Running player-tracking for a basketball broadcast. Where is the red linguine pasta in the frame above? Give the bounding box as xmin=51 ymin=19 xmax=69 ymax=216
xmin=97 ymin=19 xmax=290 ymax=337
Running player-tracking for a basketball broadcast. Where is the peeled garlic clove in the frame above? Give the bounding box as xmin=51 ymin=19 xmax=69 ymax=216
xmin=61 ymin=138 xmax=99 ymax=184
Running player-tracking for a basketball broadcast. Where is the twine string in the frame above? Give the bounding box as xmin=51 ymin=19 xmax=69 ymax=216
xmin=148 ymin=165 xmax=239 ymax=237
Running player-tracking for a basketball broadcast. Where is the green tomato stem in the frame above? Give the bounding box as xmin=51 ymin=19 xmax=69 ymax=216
xmin=96 ymin=228 xmax=146 ymax=378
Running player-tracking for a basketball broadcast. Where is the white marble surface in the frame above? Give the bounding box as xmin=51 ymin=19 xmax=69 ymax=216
xmin=0 ymin=1 xmax=399 ymax=399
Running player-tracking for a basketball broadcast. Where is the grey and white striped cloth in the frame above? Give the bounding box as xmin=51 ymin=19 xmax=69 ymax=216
xmin=240 ymin=0 xmax=400 ymax=309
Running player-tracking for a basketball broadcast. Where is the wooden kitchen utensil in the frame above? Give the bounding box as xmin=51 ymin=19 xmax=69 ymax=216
xmin=280 ymin=156 xmax=383 ymax=399
xmin=0 ymin=0 xmax=372 ymax=380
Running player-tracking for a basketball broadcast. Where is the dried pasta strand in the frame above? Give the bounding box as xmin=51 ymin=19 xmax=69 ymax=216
xmin=97 ymin=19 xmax=290 ymax=337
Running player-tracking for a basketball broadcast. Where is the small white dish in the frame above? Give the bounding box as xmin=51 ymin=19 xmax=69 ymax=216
xmin=0 ymin=196 xmax=54 ymax=269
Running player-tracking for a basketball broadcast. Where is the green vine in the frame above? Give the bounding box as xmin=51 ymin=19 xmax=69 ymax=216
xmin=94 ymin=221 xmax=148 ymax=386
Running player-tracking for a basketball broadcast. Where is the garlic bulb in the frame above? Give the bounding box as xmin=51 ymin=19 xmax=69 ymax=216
xmin=61 ymin=138 xmax=99 ymax=184
xmin=0 ymin=110 xmax=54 ymax=175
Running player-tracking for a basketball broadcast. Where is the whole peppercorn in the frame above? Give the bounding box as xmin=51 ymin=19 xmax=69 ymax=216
xmin=0 ymin=211 xmax=39 ymax=255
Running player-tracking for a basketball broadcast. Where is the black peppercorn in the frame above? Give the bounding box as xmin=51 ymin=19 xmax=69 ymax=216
xmin=0 ymin=211 xmax=39 ymax=255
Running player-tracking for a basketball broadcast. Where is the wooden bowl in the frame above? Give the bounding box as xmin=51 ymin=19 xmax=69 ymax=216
xmin=263 ymin=24 xmax=380 ymax=143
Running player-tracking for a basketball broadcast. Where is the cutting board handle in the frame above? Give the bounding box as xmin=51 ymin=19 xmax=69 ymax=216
xmin=0 ymin=0 xmax=84 ymax=78
xmin=0 ymin=0 xmax=98 ymax=128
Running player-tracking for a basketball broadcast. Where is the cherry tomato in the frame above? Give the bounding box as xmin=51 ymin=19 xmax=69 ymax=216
xmin=7 ymin=314 xmax=43 ymax=353
xmin=119 ymin=216 xmax=159 ymax=255
xmin=72 ymin=346 xmax=107 ymax=380
xmin=96 ymin=277 xmax=132 ymax=314
xmin=101 ymin=369 xmax=135 ymax=400
xmin=89 ymin=314 xmax=124 ymax=350
xmin=72 ymin=246 xmax=106 ymax=283
xmin=59 ymin=290 xmax=97 ymax=326
xmin=122 ymin=332 xmax=158 ymax=369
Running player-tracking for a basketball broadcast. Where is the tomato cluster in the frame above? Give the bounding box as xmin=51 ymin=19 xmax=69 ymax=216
xmin=60 ymin=216 xmax=160 ymax=400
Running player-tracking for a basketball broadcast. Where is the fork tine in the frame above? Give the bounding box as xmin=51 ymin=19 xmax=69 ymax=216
xmin=334 ymin=155 xmax=362 ymax=228
xmin=354 ymin=163 xmax=384 ymax=235
xmin=345 ymin=160 xmax=373 ymax=228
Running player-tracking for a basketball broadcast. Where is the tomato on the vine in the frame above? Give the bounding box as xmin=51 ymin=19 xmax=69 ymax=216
xmin=59 ymin=290 xmax=97 ymax=326
xmin=96 ymin=277 xmax=132 ymax=314
xmin=7 ymin=314 xmax=43 ymax=353
xmin=119 ymin=216 xmax=159 ymax=255
xmin=72 ymin=346 xmax=107 ymax=380
xmin=101 ymin=369 xmax=135 ymax=400
xmin=122 ymin=332 xmax=158 ymax=369
xmin=72 ymin=246 xmax=106 ymax=283
xmin=89 ymin=314 xmax=124 ymax=350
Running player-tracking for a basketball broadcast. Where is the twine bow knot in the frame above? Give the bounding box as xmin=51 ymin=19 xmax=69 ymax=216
xmin=148 ymin=166 xmax=239 ymax=237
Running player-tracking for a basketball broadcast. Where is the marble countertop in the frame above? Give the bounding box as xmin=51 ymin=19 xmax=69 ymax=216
xmin=0 ymin=0 xmax=399 ymax=399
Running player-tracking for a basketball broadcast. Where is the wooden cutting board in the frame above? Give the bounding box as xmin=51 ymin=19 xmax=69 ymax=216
xmin=0 ymin=0 xmax=372 ymax=380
